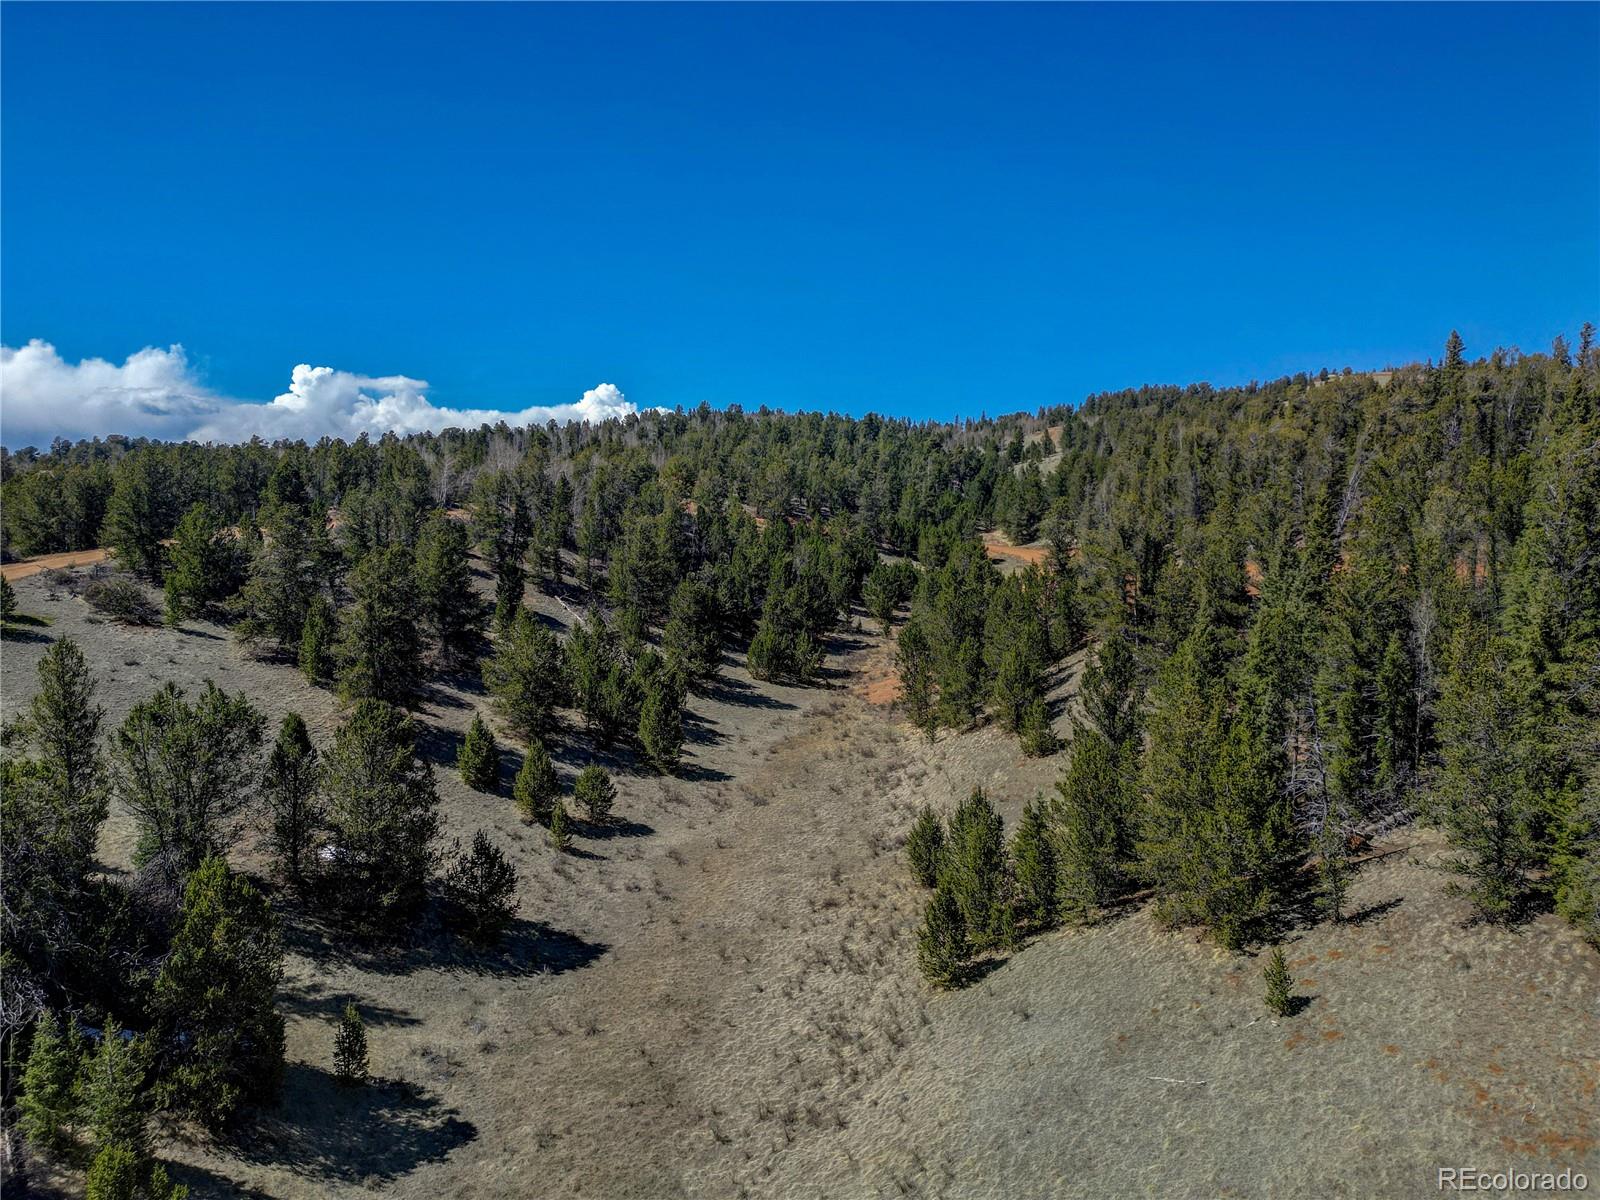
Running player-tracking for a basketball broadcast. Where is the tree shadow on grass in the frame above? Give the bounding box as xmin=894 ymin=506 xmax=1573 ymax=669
xmin=582 ymin=817 xmax=653 ymax=841
xmin=682 ymin=707 xmax=727 ymax=747
xmin=0 ymin=623 xmax=53 ymax=644
xmin=703 ymin=673 xmax=796 ymax=712
xmin=228 ymin=1063 xmax=476 ymax=1185
xmin=278 ymin=980 xmax=424 ymax=1028
xmin=285 ymin=905 xmax=609 ymax=981
xmin=165 ymin=1163 xmax=277 ymax=1200
xmin=676 ymin=759 xmax=732 ymax=783
xmin=1346 ymin=896 xmax=1405 ymax=926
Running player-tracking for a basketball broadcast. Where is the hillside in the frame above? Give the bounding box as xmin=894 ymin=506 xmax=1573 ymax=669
xmin=2 ymin=564 xmax=1595 ymax=1198
xmin=2 ymin=333 xmax=1598 ymax=1198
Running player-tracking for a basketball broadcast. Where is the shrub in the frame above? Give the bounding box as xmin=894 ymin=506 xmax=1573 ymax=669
xmin=574 ymin=765 xmax=616 ymax=824
xmin=85 ymin=576 xmax=158 ymax=626
xmin=442 ymin=831 xmax=519 ymax=944
xmin=334 ymin=1003 xmax=368 ymax=1087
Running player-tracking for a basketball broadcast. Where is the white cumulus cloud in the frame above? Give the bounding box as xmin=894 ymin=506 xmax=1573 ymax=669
xmin=0 ymin=338 xmax=641 ymax=447
xmin=0 ymin=339 xmax=226 ymax=446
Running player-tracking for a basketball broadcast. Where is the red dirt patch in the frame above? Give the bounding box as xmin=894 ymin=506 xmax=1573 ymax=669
xmin=1321 ymin=1030 xmax=1344 ymax=1043
xmin=981 ymin=531 xmax=1049 ymax=568
xmin=1383 ymin=1044 xmax=1401 ymax=1056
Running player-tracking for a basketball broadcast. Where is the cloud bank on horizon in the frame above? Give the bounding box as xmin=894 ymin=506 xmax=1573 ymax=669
xmin=0 ymin=339 xmax=642 ymax=447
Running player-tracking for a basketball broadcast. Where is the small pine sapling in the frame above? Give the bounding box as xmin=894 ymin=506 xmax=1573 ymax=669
xmin=334 ymin=1003 xmax=369 ymax=1086
xmin=1264 ymin=945 xmax=1295 ymax=1016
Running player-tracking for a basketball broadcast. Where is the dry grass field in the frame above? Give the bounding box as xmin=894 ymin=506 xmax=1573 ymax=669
xmin=2 ymin=566 xmax=1596 ymax=1200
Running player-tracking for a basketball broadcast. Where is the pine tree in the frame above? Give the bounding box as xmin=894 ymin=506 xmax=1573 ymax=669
xmin=234 ymin=502 xmax=317 ymax=656
xmin=442 ymin=831 xmax=520 ymax=944
xmin=548 ymin=797 xmax=572 ymax=852
xmin=991 ymin=643 xmax=1041 ymax=735
xmin=1080 ymin=631 xmax=1140 ymax=749
xmin=102 ymin=451 xmax=173 ymax=580
xmin=415 ymin=510 xmax=484 ymax=653
xmin=943 ymin=789 xmax=1008 ymax=952
xmin=321 ymin=699 xmax=441 ymax=928
xmin=337 ymin=546 xmax=424 ymax=705
xmin=483 ymin=607 xmax=568 ymax=743
xmin=27 ymin=638 xmax=109 ymax=873
xmin=18 ymin=1013 xmax=80 ymax=1157
xmin=298 ymin=592 xmax=335 ymax=684
xmin=637 ymin=681 xmax=684 ymax=773
xmin=513 ymin=739 xmax=560 ymax=823
xmin=916 ymin=883 xmax=971 ymax=988
xmin=905 ymin=806 xmax=945 ymax=888
xmin=457 ymin=713 xmax=498 ymax=793
xmin=1052 ymin=726 xmax=1132 ymax=922
xmin=574 ymin=765 xmax=616 ymax=824
xmin=111 ymin=682 xmax=265 ymax=880
xmin=79 ymin=1021 xmax=149 ymax=1157
xmin=1317 ymin=799 xmax=1349 ymax=923
xmin=1010 ymin=798 xmax=1056 ymax=929
xmin=162 ymin=502 xmax=240 ymax=622
xmin=85 ymin=1144 xmax=141 ymax=1200
xmin=263 ymin=712 xmax=322 ymax=885
xmin=896 ymin=616 xmax=939 ymax=740
xmin=1430 ymin=629 xmax=1539 ymax=924
xmin=661 ymin=578 xmax=723 ymax=686
xmin=334 ymin=1003 xmax=369 ymax=1087
xmin=1018 ymin=698 xmax=1059 ymax=757
xmin=151 ymin=857 xmax=286 ymax=1129
xmin=1 ymin=573 xmax=17 ymax=623
xmin=1136 ymin=623 xmax=1293 ymax=949
xmin=1263 ymin=945 xmax=1295 ymax=1016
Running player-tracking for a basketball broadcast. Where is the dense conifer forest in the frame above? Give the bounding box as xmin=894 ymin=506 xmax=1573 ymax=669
xmin=1 ymin=329 xmax=1597 ymax=1192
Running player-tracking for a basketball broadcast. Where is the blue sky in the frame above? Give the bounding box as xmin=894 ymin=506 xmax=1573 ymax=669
xmin=2 ymin=2 xmax=1596 ymax=443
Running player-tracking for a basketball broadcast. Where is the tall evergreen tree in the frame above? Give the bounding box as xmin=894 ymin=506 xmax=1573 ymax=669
xmin=483 ymin=607 xmax=568 ymax=743
xmin=262 ymin=713 xmax=321 ymax=884
xmin=337 ymin=545 xmax=424 ymax=705
xmin=905 ymin=806 xmax=945 ymax=889
xmin=415 ymin=510 xmax=484 ymax=653
xmin=457 ymin=713 xmax=499 ymax=793
xmin=513 ymin=738 xmax=560 ymax=823
xmin=1429 ymin=629 xmax=1540 ymax=924
xmin=942 ymin=789 xmax=1009 ymax=952
xmin=1010 ymin=798 xmax=1057 ymax=929
xmin=162 ymin=502 xmax=241 ymax=622
xmin=151 ymin=857 xmax=286 ymax=1129
xmin=321 ymin=700 xmax=441 ymax=928
xmin=111 ymin=682 xmax=266 ymax=881
xmin=917 ymin=883 xmax=971 ymax=988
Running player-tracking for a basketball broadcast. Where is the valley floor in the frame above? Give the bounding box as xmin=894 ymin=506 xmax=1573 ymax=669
xmin=3 ymin=570 xmax=1596 ymax=1199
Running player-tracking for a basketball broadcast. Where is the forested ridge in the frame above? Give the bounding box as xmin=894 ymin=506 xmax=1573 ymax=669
xmin=1 ymin=328 xmax=1597 ymax=1192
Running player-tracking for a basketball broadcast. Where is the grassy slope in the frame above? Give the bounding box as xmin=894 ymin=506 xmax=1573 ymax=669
xmin=2 ymin=569 xmax=1595 ymax=1200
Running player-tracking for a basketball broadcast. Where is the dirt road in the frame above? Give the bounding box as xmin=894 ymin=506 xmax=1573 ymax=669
xmin=1 ymin=547 xmax=112 ymax=581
